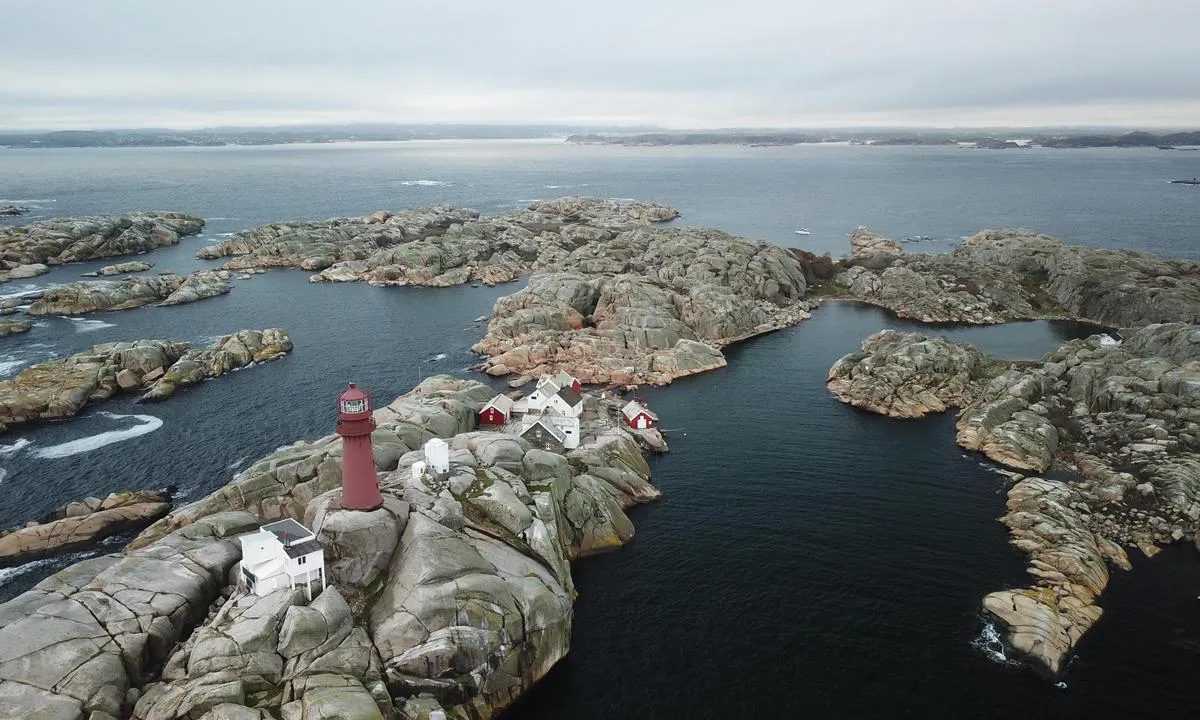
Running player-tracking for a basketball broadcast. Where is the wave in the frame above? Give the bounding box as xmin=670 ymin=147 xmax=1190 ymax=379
xmin=398 ymin=180 xmax=452 ymax=187
xmin=543 ymin=183 xmax=590 ymax=189
xmin=29 ymin=413 xmax=163 ymax=459
xmin=427 ymin=352 xmax=448 ymax=362
xmin=228 ymin=455 xmax=250 ymax=470
xmin=0 ymin=534 xmax=126 ymax=588
xmin=0 ymin=284 xmax=46 ymax=301
xmin=0 ymin=467 xmax=6 ymax=484
xmin=0 ymin=438 xmax=31 ymax=457
xmin=0 ymin=198 xmax=56 ymax=204
xmin=0 ymin=358 xmax=26 ymax=378
xmin=0 ymin=556 xmax=56 ymax=586
xmin=66 ymin=317 xmax=116 ymax=333
xmin=971 ymin=618 xmax=1022 ymax=667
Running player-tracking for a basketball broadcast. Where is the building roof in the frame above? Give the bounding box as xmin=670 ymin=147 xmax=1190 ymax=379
xmin=553 ymin=370 xmax=578 ymax=387
xmin=262 ymin=518 xmax=315 ymax=546
xmin=535 ymin=376 xmax=561 ymax=394
xmin=621 ymin=400 xmax=650 ymax=420
xmin=283 ymin=538 xmax=324 ymax=559
xmin=339 ymin=382 xmax=368 ymax=402
xmin=555 ymin=387 xmax=583 ymax=407
xmin=521 ymin=416 xmax=567 ymax=443
xmin=483 ymin=393 xmax=514 ymax=413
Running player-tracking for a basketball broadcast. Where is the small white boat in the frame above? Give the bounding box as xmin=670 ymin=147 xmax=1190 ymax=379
xmin=794 ymin=227 xmax=811 ymax=236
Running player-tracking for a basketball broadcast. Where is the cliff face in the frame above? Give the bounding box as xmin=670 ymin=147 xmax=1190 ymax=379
xmin=827 ymin=324 xmax=1200 ymax=677
xmin=834 ymin=228 xmax=1200 ymax=327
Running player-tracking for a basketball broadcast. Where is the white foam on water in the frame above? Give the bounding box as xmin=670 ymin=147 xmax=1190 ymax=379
xmin=427 ymin=352 xmax=448 ymax=362
xmin=543 ymin=183 xmax=590 ymax=189
xmin=29 ymin=413 xmax=163 ymax=459
xmin=398 ymin=180 xmax=451 ymax=187
xmin=0 ymin=467 xmax=6 ymax=484
xmin=0 ymin=284 xmax=46 ymax=301
xmin=972 ymin=619 xmax=1022 ymax=667
xmin=0 ymin=438 xmax=31 ymax=457
xmin=0 ymin=198 xmax=56 ymax=204
xmin=228 ymin=455 xmax=250 ymax=470
xmin=0 ymin=557 xmax=56 ymax=586
xmin=0 ymin=358 xmax=26 ymax=378
xmin=65 ymin=317 xmax=116 ymax=333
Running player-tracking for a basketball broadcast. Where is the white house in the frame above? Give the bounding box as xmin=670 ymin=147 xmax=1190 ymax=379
xmin=522 ymin=376 xmax=561 ymax=413
xmin=518 ymin=413 xmax=580 ymax=450
xmin=425 ymin=437 xmax=450 ymax=474
xmin=543 ymin=387 xmax=584 ymax=418
xmin=240 ymin=518 xmax=325 ymax=600
xmin=553 ymin=370 xmax=582 ymax=393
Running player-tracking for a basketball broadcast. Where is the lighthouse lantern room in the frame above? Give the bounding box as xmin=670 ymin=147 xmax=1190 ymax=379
xmin=336 ymin=382 xmax=383 ymax=511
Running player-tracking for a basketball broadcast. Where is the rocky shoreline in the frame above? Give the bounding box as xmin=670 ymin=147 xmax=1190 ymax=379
xmin=830 ymin=227 xmax=1200 ymax=327
xmin=26 ymin=270 xmax=231 ymax=315
xmin=0 ymin=375 xmax=663 ymax=719
xmin=197 ymin=197 xmax=817 ymax=387
xmin=0 ymin=212 xmax=203 ymax=283
xmin=0 ymin=329 xmax=293 ymax=432
xmin=0 ymin=490 xmax=170 ymax=566
xmin=827 ymin=325 xmax=1200 ymax=676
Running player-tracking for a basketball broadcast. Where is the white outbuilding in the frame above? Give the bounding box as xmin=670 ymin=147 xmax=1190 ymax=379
xmin=239 ymin=518 xmax=325 ymax=600
xmin=425 ymin=437 xmax=450 ymax=474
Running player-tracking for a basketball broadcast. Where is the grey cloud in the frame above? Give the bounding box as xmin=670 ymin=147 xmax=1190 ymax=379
xmin=2 ymin=0 xmax=1198 ymax=128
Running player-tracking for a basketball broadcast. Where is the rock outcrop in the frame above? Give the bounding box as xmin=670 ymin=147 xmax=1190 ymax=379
xmin=832 ymin=324 xmax=1200 ymax=675
xmin=848 ymin=227 xmax=903 ymax=259
xmin=0 ymin=204 xmax=28 ymax=216
xmin=834 ymin=228 xmax=1200 ymax=326
xmin=472 ymin=224 xmax=814 ymax=386
xmin=0 ymin=339 xmax=188 ymax=431
xmin=0 ymin=318 xmax=30 ymax=337
xmin=82 ymin=261 xmax=154 ymax=277
xmin=140 ymin=329 xmax=293 ymax=402
xmin=199 ymin=198 xmax=677 ymax=288
xmin=133 ymin=586 xmax=393 ymax=720
xmin=0 ymin=212 xmax=203 ymax=283
xmin=26 ymin=270 xmax=230 ymax=315
xmin=0 ymin=330 xmax=291 ymax=431
xmin=826 ymin=330 xmax=999 ymax=418
xmin=200 ymin=197 xmax=812 ymax=387
xmin=125 ymin=375 xmax=662 ymax=719
xmin=0 ymin=511 xmax=257 ymax=720
xmin=0 ymin=491 xmax=170 ymax=565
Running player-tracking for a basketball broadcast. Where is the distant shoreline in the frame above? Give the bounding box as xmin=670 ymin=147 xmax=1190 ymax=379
xmin=3 ymin=126 xmax=1200 ymax=150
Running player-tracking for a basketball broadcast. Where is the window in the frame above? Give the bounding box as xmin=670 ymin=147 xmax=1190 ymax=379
xmin=297 ymin=556 xmax=307 ymax=565
xmin=340 ymin=398 xmax=367 ymax=414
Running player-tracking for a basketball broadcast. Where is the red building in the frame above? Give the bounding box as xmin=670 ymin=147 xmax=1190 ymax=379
xmin=621 ymin=400 xmax=655 ymax=430
xmin=480 ymin=394 xmax=514 ymax=426
xmin=336 ymin=382 xmax=382 ymax=510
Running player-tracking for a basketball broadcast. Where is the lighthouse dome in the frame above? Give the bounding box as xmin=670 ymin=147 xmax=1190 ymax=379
xmin=338 ymin=382 xmax=371 ymax=415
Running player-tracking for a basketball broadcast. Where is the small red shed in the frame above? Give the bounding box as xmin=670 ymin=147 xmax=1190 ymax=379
xmin=621 ymin=400 xmax=655 ymax=430
xmin=480 ymin=394 xmax=514 ymax=426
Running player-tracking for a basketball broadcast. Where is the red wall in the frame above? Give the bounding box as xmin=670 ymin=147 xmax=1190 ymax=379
xmin=480 ymin=408 xmax=506 ymax=425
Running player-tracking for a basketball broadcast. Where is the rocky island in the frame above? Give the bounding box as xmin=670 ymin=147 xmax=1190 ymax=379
xmin=199 ymin=197 xmax=817 ymax=387
xmin=831 ymin=227 xmax=1200 ymax=327
xmin=0 ymin=329 xmax=292 ymax=432
xmin=0 ymin=212 xmax=204 ymax=283
xmin=0 ymin=375 xmax=663 ymax=719
xmin=828 ymin=324 xmax=1200 ymax=676
xmin=26 ymin=271 xmax=231 ymax=315
xmin=0 ymin=204 xmax=28 ymax=216
xmin=82 ymin=261 xmax=155 ymax=277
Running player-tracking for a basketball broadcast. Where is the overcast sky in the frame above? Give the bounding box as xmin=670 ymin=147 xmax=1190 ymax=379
xmin=2 ymin=0 xmax=1198 ymax=130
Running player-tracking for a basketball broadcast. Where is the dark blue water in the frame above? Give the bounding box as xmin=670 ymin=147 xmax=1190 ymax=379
xmin=1 ymin=141 xmax=1198 ymax=717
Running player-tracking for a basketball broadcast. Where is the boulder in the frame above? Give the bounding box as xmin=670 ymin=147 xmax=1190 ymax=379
xmin=82 ymin=261 xmax=154 ymax=277
xmin=305 ymin=489 xmax=410 ymax=589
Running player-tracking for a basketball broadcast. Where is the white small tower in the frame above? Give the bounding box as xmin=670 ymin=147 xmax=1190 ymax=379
xmin=425 ymin=438 xmax=450 ymax=474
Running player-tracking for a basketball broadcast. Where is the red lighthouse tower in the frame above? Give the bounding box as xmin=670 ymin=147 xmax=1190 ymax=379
xmin=336 ymin=382 xmax=382 ymax=511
